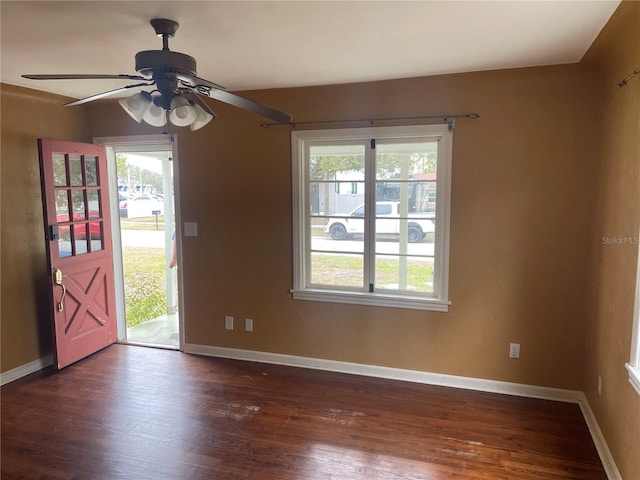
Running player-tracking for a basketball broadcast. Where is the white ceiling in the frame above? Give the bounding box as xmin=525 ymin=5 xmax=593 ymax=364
xmin=1 ymin=1 xmax=620 ymax=101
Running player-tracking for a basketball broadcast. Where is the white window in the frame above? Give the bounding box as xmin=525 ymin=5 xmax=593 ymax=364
xmin=291 ymin=125 xmax=452 ymax=311
xmin=626 ymin=237 xmax=640 ymax=395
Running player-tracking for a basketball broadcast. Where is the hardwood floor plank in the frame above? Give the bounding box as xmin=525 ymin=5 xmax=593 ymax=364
xmin=1 ymin=345 xmax=606 ymax=479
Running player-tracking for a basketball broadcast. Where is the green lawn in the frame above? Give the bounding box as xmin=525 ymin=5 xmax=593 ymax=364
xmin=120 ymin=216 xmax=166 ymax=231
xmin=122 ymin=246 xmax=167 ymax=327
xmin=310 ymin=253 xmax=433 ymax=291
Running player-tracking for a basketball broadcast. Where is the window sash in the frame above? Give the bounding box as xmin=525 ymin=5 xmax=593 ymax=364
xmin=292 ymin=125 xmax=452 ymax=311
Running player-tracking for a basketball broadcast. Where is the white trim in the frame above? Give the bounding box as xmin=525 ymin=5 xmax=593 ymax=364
xmin=182 ymin=343 xmax=622 ymax=480
xmin=0 ymin=354 xmax=54 ymax=386
xmin=183 ymin=343 xmax=581 ymax=402
xmin=625 ymin=362 xmax=640 ymax=395
xmin=626 ymin=222 xmax=640 ymax=396
xmin=93 ymin=134 xmax=185 ymax=351
xmin=291 ymin=289 xmax=450 ymax=311
xmin=577 ymin=393 xmax=624 ymax=480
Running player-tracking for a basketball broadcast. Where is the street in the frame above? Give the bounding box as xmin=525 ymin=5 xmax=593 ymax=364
xmin=120 ymin=229 xmax=166 ymax=248
xmin=311 ymin=236 xmax=434 ymax=256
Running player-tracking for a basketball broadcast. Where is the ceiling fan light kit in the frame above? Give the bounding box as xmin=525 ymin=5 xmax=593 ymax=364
xmin=190 ymin=104 xmax=215 ymax=132
xmin=21 ymin=18 xmax=292 ymax=130
xmin=169 ymin=96 xmax=199 ymax=127
xmin=142 ymin=99 xmax=167 ymax=127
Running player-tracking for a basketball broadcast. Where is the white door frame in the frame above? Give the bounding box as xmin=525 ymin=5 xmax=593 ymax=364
xmin=94 ymin=134 xmax=184 ymax=350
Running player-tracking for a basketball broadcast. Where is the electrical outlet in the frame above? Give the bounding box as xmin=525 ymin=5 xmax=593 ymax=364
xmin=245 ymin=318 xmax=253 ymax=332
xmin=598 ymin=375 xmax=602 ymax=396
xmin=509 ymin=343 xmax=520 ymax=359
xmin=224 ymin=316 xmax=234 ymax=330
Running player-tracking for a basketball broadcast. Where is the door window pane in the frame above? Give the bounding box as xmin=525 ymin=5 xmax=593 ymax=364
xmin=53 ymin=154 xmax=68 ymax=186
xmin=58 ymin=238 xmax=72 ymax=258
xmin=55 ymin=190 xmax=70 ymax=219
xmin=85 ymin=156 xmax=98 ymax=186
xmin=72 ymin=191 xmax=86 ymax=220
xmin=89 ymin=221 xmax=103 ymax=251
xmin=74 ymin=224 xmax=89 ymax=255
xmin=70 ymin=155 xmax=83 ymax=186
xmin=87 ymin=190 xmax=100 ymax=218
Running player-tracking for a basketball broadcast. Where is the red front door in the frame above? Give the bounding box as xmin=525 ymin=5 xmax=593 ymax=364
xmin=39 ymin=139 xmax=117 ymax=369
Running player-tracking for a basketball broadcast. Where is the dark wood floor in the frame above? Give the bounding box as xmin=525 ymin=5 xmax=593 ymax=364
xmin=1 ymin=345 xmax=606 ymax=480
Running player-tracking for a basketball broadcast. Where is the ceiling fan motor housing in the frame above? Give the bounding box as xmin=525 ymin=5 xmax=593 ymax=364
xmin=135 ymin=50 xmax=197 ymax=78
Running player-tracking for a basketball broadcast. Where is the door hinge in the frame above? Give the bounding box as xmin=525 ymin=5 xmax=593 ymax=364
xmin=371 ymin=139 xmax=376 ymax=149
xmin=369 ymin=283 xmax=374 ymax=292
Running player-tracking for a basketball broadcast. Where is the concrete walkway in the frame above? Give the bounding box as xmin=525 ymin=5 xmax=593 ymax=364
xmin=127 ymin=312 xmax=179 ymax=348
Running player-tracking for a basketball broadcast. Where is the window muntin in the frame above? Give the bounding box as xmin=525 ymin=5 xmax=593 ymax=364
xmin=292 ymin=125 xmax=452 ymax=311
xmin=53 ymin=153 xmax=105 ymax=258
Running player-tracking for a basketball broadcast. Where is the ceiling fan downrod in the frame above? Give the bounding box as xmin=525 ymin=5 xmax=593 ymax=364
xmin=150 ymin=18 xmax=179 ymax=51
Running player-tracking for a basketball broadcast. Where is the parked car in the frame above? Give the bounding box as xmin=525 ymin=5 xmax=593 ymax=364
xmin=324 ymin=201 xmax=435 ymax=243
xmin=57 ymin=211 xmax=101 ymax=240
xmin=119 ymin=195 xmax=164 ymax=218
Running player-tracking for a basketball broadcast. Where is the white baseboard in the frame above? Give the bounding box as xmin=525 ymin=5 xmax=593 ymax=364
xmin=183 ymin=343 xmax=623 ymax=480
xmin=577 ymin=393 xmax=624 ymax=480
xmin=0 ymin=354 xmax=53 ymax=386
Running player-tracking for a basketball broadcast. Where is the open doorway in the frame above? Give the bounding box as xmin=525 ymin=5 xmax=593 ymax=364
xmin=97 ymin=135 xmax=182 ymax=350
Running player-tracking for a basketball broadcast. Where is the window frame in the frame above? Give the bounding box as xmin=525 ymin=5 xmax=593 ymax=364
xmin=626 ymin=231 xmax=640 ymax=395
xmin=291 ymin=124 xmax=452 ymax=312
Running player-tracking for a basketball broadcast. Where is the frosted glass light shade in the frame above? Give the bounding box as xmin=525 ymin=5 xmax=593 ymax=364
xmin=143 ymin=102 xmax=167 ymax=127
xmin=190 ymin=104 xmax=215 ymax=131
xmin=169 ymin=96 xmax=198 ymax=127
xmin=118 ymin=92 xmax=152 ymax=123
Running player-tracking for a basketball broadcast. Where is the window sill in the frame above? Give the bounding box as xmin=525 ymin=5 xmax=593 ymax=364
xmin=291 ymin=289 xmax=450 ymax=312
xmin=625 ymin=363 xmax=640 ymax=396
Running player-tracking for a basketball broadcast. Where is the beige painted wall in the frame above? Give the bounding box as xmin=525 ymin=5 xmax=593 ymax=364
xmin=85 ymin=62 xmax=600 ymax=390
xmin=581 ymin=1 xmax=640 ymax=478
xmin=0 ymin=84 xmax=90 ymax=371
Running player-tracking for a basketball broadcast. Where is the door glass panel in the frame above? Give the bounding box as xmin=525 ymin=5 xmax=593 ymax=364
xmin=89 ymin=221 xmax=103 ymax=251
xmin=70 ymin=154 xmax=83 ymax=186
xmin=87 ymin=190 xmax=100 ymax=218
xmin=85 ymin=156 xmax=98 ymax=186
xmin=58 ymin=237 xmax=72 ymax=258
xmin=74 ymin=225 xmax=89 ymax=255
xmin=53 ymin=154 xmax=68 ymax=186
xmin=55 ymin=190 xmax=70 ymax=219
xmin=72 ymin=191 xmax=86 ymax=220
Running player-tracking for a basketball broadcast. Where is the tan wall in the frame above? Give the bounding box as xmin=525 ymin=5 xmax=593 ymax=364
xmin=86 ymin=62 xmax=600 ymax=390
xmin=581 ymin=1 xmax=640 ymax=478
xmin=0 ymin=84 xmax=90 ymax=371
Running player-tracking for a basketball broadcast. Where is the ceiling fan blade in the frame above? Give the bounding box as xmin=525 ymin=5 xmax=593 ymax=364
xmin=63 ymin=82 xmax=154 ymax=106
xmin=23 ymin=74 xmax=147 ymax=81
xmin=206 ymin=89 xmax=292 ymax=124
xmin=175 ymin=73 xmax=226 ymax=92
xmin=181 ymin=90 xmax=216 ymax=118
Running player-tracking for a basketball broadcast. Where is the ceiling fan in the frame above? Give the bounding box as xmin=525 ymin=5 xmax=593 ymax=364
xmin=22 ymin=18 xmax=292 ymax=130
